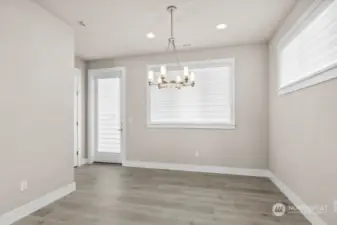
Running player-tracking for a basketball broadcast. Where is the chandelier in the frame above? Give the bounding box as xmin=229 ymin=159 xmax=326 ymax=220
xmin=148 ymin=6 xmax=195 ymax=89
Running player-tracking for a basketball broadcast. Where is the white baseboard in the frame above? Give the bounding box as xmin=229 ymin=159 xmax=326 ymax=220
xmin=80 ymin=158 xmax=88 ymax=166
xmin=123 ymin=160 xmax=270 ymax=177
xmin=268 ymin=172 xmax=327 ymax=225
xmin=0 ymin=182 xmax=76 ymax=225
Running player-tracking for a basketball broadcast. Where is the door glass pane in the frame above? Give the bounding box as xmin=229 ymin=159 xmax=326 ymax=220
xmin=97 ymin=78 xmax=120 ymax=153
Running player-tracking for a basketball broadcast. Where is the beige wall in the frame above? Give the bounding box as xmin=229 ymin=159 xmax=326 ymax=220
xmin=88 ymin=44 xmax=269 ymax=169
xmin=269 ymin=0 xmax=337 ymax=224
xmin=75 ymin=57 xmax=88 ymax=158
xmin=0 ymin=0 xmax=74 ymax=214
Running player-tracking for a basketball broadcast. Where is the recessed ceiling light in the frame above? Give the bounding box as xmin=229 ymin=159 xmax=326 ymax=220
xmin=146 ymin=32 xmax=156 ymax=39
xmin=216 ymin=24 xmax=228 ymax=30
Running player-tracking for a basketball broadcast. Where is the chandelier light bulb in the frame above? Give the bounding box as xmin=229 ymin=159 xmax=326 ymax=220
xmin=183 ymin=66 xmax=189 ymax=76
xmin=176 ymin=76 xmax=182 ymax=83
xmin=148 ymin=70 xmax=154 ymax=81
xmin=160 ymin=65 xmax=167 ymax=76
xmin=157 ymin=76 xmax=162 ymax=84
xmin=190 ymin=72 xmax=195 ymax=81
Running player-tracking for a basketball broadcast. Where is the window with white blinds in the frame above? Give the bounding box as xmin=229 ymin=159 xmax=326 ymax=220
xmin=279 ymin=0 xmax=337 ymax=93
xmin=148 ymin=59 xmax=235 ymax=129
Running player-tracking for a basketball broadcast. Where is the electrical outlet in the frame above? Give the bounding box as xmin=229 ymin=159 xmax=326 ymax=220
xmin=20 ymin=180 xmax=28 ymax=192
xmin=195 ymin=151 xmax=199 ymax=157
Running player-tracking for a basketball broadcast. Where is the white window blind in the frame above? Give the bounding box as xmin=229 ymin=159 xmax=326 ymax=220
xmin=97 ymin=78 xmax=121 ymax=153
xmin=148 ymin=59 xmax=235 ymax=129
xmin=280 ymin=0 xmax=337 ymax=89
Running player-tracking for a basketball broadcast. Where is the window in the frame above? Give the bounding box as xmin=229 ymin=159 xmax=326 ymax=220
xmin=147 ymin=59 xmax=235 ymax=129
xmin=279 ymin=0 xmax=337 ymax=94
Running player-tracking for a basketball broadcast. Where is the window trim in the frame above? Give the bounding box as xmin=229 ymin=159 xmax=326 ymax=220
xmin=277 ymin=0 xmax=337 ymax=95
xmin=146 ymin=58 xmax=236 ymax=130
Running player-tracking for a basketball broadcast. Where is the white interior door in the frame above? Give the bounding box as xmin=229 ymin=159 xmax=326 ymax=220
xmin=93 ymin=71 xmax=122 ymax=163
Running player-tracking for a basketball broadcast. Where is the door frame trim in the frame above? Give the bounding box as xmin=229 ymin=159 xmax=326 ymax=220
xmin=88 ymin=67 xmax=127 ymax=164
xmin=74 ymin=68 xmax=82 ymax=167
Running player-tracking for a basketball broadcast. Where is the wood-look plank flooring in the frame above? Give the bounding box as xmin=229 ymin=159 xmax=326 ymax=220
xmin=14 ymin=164 xmax=310 ymax=225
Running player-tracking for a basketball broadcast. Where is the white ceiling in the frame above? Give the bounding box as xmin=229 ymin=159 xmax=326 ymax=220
xmin=33 ymin=0 xmax=296 ymax=60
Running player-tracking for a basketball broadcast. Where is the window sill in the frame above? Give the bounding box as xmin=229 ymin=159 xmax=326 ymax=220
xmin=147 ymin=123 xmax=236 ymax=130
xmin=278 ymin=66 xmax=337 ymax=95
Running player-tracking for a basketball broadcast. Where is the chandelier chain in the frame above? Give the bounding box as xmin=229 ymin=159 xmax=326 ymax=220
xmin=170 ymin=6 xmax=174 ymax=39
xmin=167 ymin=6 xmax=181 ymax=66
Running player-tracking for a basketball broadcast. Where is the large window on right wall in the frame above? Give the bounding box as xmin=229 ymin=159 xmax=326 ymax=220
xmin=278 ymin=0 xmax=337 ymax=94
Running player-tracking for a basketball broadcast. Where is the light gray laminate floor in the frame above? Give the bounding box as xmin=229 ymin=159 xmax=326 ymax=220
xmin=14 ymin=164 xmax=310 ymax=225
